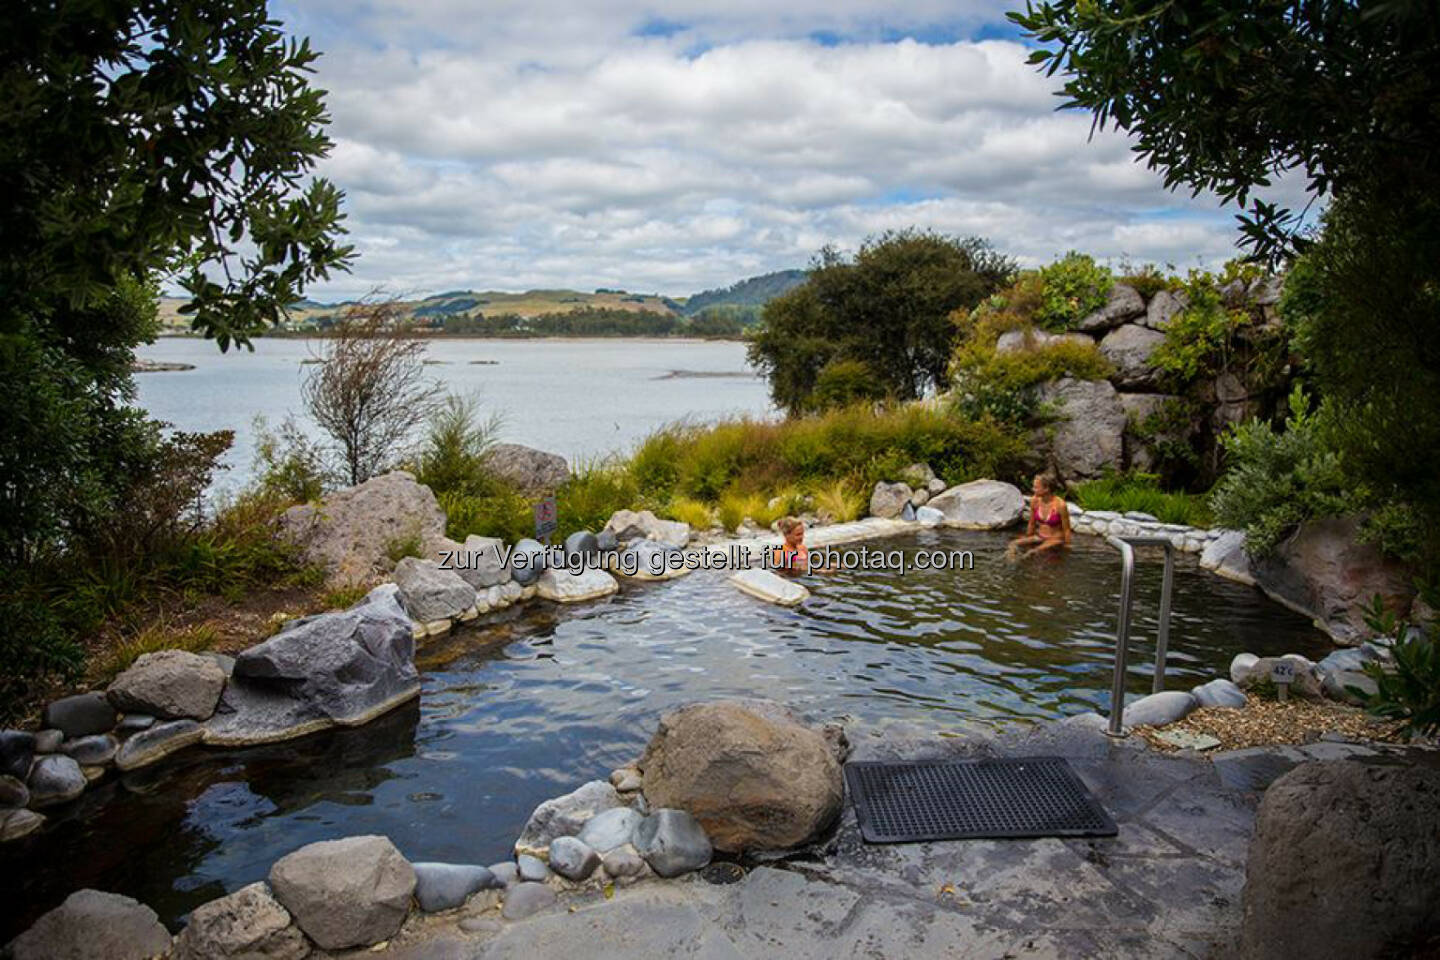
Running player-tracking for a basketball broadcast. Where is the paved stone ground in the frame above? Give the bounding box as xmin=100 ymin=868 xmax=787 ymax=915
xmin=342 ymin=719 xmax=1404 ymax=960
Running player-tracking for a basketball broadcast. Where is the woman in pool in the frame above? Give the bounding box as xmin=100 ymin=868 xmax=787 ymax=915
xmin=771 ymin=516 xmax=830 ymax=574
xmin=1008 ymin=473 xmax=1071 ymax=559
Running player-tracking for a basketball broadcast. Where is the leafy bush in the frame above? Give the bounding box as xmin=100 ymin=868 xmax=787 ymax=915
xmin=253 ymin=415 xmax=329 ymax=503
xmin=1119 ymin=266 xmax=1173 ymax=300
xmin=665 ymin=497 xmax=716 ymax=530
xmin=414 ymin=394 xmax=504 ymax=499
xmin=1151 ymin=266 xmax=1289 ymax=393
xmin=813 ymin=480 xmax=865 ymax=523
xmin=717 ymin=490 xmax=781 ymax=532
xmin=1033 ymin=252 xmax=1112 ymax=331
xmin=950 ymin=328 xmax=1112 ymax=424
xmin=438 ymin=488 xmax=533 ymax=544
xmin=1360 ymin=598 xmax=1440 ymax=738
xmin=1071 ymin=472 xmax=1213 ymax=527
xmin=556 ymin=461 xmax=641 ymax=537
xmin=810 ymin=358 xmax=888 ymax=412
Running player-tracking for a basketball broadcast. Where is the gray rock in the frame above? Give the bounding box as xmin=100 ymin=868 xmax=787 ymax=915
xmin=1249 ymin=274 xmax=1284 ymax=306
xmin=205 ymin=587 xmax=419 ymax=747
xmin=1123 ymin=510 xmax=1159 ymax=522
xmin=27 ymin=754 xmax=86 ymax=807
xmin=926 ymin=480 xmax=1024 ymax=530
xmin=1241 ymin=760 xmax=1440 ymax=960
xmin=41 ymin=693 xmax=116 ymax=740
xmin=563 ymin=529 xmax=600 ymax=566
xmin=393 ymin=556 xmax=477 ymax=623
xmin=602 ymin=509 xmax=690 ymax=548
xmin=535 ymin=566 xmax=619 ymax=604
xmin=1234 ymin=656 xmax=1325 ymax=700
xmin=868 ymin=482 xmax=912 ymax=520
xmin=1121 ymin=691 xmax=1198 ymax=728
xmin=1191 ymin=678 xmax=1247 ymax=709
xmin=1142 ymin=288 xmax=1188 ymax=330
xmin=634 ymin=809 xmax=713 ymax=878
xmin=429 ymin=534 xmax=511 ymax=590
xmin=508 ymin=537 xmax=548 ymax=586
xmin=1099 ymin=323 xmax=1166 ymax=389
xmin=107 ymin=649 xmax=227 ymax=721
xmin=279 ymin=470 xmax=447 ymax=586
xmin=61 ymin=734 xmax=119 ymax=767
xmin=899 ymin=462 xmax=937 ymax=487
xmin=547 ymin=836 xmax=600 ymax=881
xmin=908 ymin=488 xmax=930 ymax=507
xmin=601 ymin=844 xmax=647 ymax=879
xmin=900 ymin=501 xmax=917 ymax=522
xmin=9 ymin=889 xmax=172 ymax=960
xmin=114 ymin=714 xmax=155 ymax=733
xmin=0 ymin=730 xmax=35 ymax=780
xmin=501 ymin=882 xmax=556 ymax=920
xmin=1119 ymin=392 xmax=1189 ymax=473
xmin=172 ymin=881 xmax=309 ymax=960
xmin=1033 ymin=378 xmax=1126 ymax=480
xmin=487 ymin=861 xmax=521 ymax=887
xmin=0 ymin=773 xmax=29 ymax=807
xmin=1201 ymin=530 xmax=1254 ymax=586
xmin=0 ymin=808 xmax=44 ymax=842
xmin=484 ymin=443 xmax=570 ymax=495
xmin=995 ymin=328 xmax=1096 ymax=353
xmin=268 ymin=834 xmax=416 ymax=950
xmin=33 ymin=729 xmax=63 ymax=754
xmin=608 ymin=766 xmax=642 ymax=793
xmin=516 ymin=853 xmax=550 ymax=882
xmin=915 ymin=505 xmax=945 ymax=526
xmin=614 ymin=540 xmax=688 ymax=582
xmin=1317 ymin=647 xmax=1382 ymax=704
xmin=577 ymin=807 xmax=642 ymax=853
xmin=596 ymin=529 xmax=619 ymax=553
xmin=114 ymin=719 xmax=203 ymax=771
xmin=1077 ymin=283 xmax=1146 ymax=332
xmin=412 ymin=862 xmax=498 ymax=912
xmin=926 ymin=477 xmax=946 ymax=495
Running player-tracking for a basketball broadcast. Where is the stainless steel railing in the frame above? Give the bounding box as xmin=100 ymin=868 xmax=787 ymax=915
xmin=1105 ymin=535 xmax=1176 ymax=737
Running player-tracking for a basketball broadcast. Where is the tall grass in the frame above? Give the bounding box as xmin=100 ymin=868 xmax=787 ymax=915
xmin=1072 ymin=472 xmax=1214 ymax=527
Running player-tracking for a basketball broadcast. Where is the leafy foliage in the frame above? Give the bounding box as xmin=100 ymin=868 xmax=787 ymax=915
xmin=682 ymin=270 xmax=808 ymax=315
xmin=1032 ymin=252 xmax=1112 ymax=331
xmin=1071 ymin=472 xmax=1213 ymax=527
xmin=1360 ymin=598 xmax=1440 ymax=738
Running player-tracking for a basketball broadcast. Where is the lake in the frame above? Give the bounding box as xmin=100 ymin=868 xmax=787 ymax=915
xmin=133 ymin=337 xmax=773 ymax=492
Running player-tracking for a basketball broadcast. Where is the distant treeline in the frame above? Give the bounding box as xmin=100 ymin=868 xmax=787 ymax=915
xmin=437 ymin=306 xmax=744 ymax=339
xmin=682 ymin=269 xmax=807 ymax=316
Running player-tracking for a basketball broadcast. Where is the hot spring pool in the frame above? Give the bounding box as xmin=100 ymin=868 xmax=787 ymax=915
xmin=0 ymin=529 xmax=1329 ymax=937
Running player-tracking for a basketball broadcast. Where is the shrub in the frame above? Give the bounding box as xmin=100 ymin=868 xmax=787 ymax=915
xmin=438 ymin=488 xmax=534 ymax=544
xmin=414 ymin=394 xmax=503 ymax=498
xmin=813 ymin=480 xmax=865 ymax=523
xmin=253 ymin=414 xmax=329 ymax=503
xmin=809 ymin=358 xmax=887 ymax=412
xmin=1360 ymin=598 xmax=1440 ymax=738
xmin=717 ymin=490 xmax=781 ymax=531
xmin=1071 ymin=472 xmax=1214 ymax=527
xmin=949 ymin=309 xmax=1112 ymax=423
xmin=1119 ymin=265 xmax=1173 ymax=300
xmin=555 ymin=460 xmax=641 ymax=538
xmin=666 ymin=496 xmax=716 ymax=530
xmin=1033 ymin=252 xmax=1113 ymax=331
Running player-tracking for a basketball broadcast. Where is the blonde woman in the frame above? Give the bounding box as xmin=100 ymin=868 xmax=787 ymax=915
xmin=1008 ymin=473 xmax=1071 ymax=559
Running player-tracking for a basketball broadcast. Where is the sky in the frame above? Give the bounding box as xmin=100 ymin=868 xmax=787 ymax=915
xmin=272 ymin=1 xmax=1304 ymax=300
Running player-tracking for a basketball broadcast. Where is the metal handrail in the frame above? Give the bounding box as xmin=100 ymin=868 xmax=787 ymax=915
xmin=1104 ymin=535 xmax=1176 ymax=737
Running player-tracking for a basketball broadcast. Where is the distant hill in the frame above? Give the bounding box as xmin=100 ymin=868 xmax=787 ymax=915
xmin=682 ymin=269 xmax=807 ymax=316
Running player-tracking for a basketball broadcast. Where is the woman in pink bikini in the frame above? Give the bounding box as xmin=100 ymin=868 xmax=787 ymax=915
xmin=1008 ymin=473 xmax=1071 ymax=559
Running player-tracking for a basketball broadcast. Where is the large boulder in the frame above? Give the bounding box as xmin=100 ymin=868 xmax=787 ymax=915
xmin=1117 ymin=392 xmax=1189 ymax=473
xmin=514 ymin=779 xmax=624 ymax=860
xmin=428 ymin=535 xmax=511 ymax=589
xmin=1200 ymin=529 xmax=1255 ymax=586
xmin=868 ymin=481 xmax=912 ymax=520
xmin=484 ymin=443 xmax=570 ymax=495
xmin=9 ymin=889 xmax=172 ymax=960
xmin=41 ymin=693 xmax=116 ymax=740
xmin=602 ymin=509 xmax=690 ymax=548
xmin=1076 ymin=283 xmax=1146 ymax=332
xmin=1141 ymin=288 xmax=1188 ymax=330
xmin=392 ymin=556 xmax=476 ymax=624
xmin=172 ymin=881 xmax=309 ymax=960
xmin=268 ymin=835 xmax=415 ymax=951
xmin=204 ymin=585 xmax=419 ymax=746
xmin=1099 ymin=323 xmax=1166 ymax=389
xmin=995 ymin=329 xmax=1095 ymax=354
xmin=926 ymin=480 xmax=1024 ymax=530
xmin=279 ymin=471 xmax=446 ymax=586
xmin=107 ymin=649 xmax=226 ymax=721
xmin=1251 ymin=516 xmax=1416 ymax=644
xmin=1241 ymin=760 xmax=1440 ymax=959
xmin=535 ymin=566 xmax=619 ymax=603
xmin=638 ymin=699 xmax=845 ymax=854
xmin=1033 ymin=378 xmax=1126 ymax=480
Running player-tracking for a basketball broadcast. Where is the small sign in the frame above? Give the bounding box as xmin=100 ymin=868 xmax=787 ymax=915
xmin=1270 ymin=660 xmax=1295 ymax=701
xmin=533 ymin=496 xmax=558 ymax=542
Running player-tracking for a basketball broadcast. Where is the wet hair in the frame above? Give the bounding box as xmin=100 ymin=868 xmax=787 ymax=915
xmin=777 ymin=516 xmax=803 ymax=535
xmin=1034 ymin=472 xmax=1058 ymax=494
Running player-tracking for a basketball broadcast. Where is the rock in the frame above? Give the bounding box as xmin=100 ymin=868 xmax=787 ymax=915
xmin=609 ymin=767 xmax=642 ymax=793
xmin=106 ymin=649 xmax=227 ymax=723
xmin=393 ymin=556 xmax=477 ymax=623
xmin=508 ymin=537 xmax=547 ymax=586
xmin=80 ymin=765 xmax=106 ymax=784
xmin=1121 ymin=691 xmax=1198 ymax=728
xmin=926 ymin=479 xmax=1024 ymax=530
xmin=0 ymin=730 xmax=36 ymax=780
xmin=1118 ymin=392 xmax=1189 ymax=472
xmin=1230 ymin=652 xmax=1259 ymax=684
xmin=563 ymin=529 xmax=600 ymax=565
xmin=279 ymin=470 xmax=446 ymax=586
xmin=1241 ymin=760 xmax=1440 ymax=959
xmin=488 ymin=862 xmax=520 ymax=887
xmin=172 ymin=881 xmax=309 ymax=960
xmin=33 ymin=729 xmax=63 ymax=754
xmin=1098 ymin=323 xmax=1166 ymax=389
xmin=995 ymin=328 xmax=1096 ymax=353
xmin=1316 ymin=648 xmax=1383 ymax=705
xmin=27 ymin=754 xmax=86 ymax=807
xmin=501 ymin=882 xmax=556 ymax=920
xmin=412 ymin=862 xmax=498 ymax=913
xmin=484 ymin=443 xmax=570 ymax=495
xmin=535 ymin=566 xmax=619 ymax=603
xmin=1191 ymin=678 xmax=1247 ymax=709
xmin=909 ymin=488 xmax=930 ymax=507
xmin=639 ymin=699 xmax=844 ymax=853
xmin=613 ymin=540 xmax=689 ymax=581
xmin=514 ymin=780 xmax=624 ymax=859
xmin=729 ymin=568 xmax=809 ymax=607
xmin=596 ymin=529 xmax=619 ymax=553
xmin=1249 ymin=274 xmax=1284 ymax=306
xmin=601 ymin=844 xmax=647 ymax=880
xmin=1234 ymin=656 xmax=1325 ymax=700
xmin=9 ymin=889 xmax=172 ymax=960
xmin=547 ymin=837 xmax=600 ymax=881
xmin=268 ymin=835 xmax=416 ymax=950
xmin=41 ymin=693 xmax=117 ymax=740
xmin=516 ymin=853 xmax=550 ymax=882
xmin=868 ymin=482 xmax=912 ymax=520
xmin=926 ymin=477 xmax=946 ymax=495
xmin=430 ymin=534 xmax=511 ymax=589
xmin=61 ymin=734 xmax=119 ymax=767
xmin=900 ymin=501 xmax=917 ymax=521
xmin=0 ymin=774 xmax=29 ymax=807
xmin=1123 ymin=510 xmax=1159 ymax=522
xmin=633 ymin=809 xmax=713 ymax=877
xmin=1200 ymin=530 xmax=1255 ymax=586
xmin=1252 ymin=515 xmax=1417 ymax=644
xmin=0 ymin=808 xmax=44 ymax=842
xmin=603 ymin=509 xmax=690 ymax=548
xmin=115 ymin=714 xmax=155 ymax=733
xmin=1077 ymin=283 xmax=1146 ymax=332
xmin=114 ymin=719 xmax=203 ymax=771
xmin=577 ymin=807 xmax=643 ymax=853
xmin=1033 ymin=378 xmax=1126 ymax=480
xmin=915 ymin=505 xmax=944 ymax=526
xmin=1142 ymin=288 xmax=1188 ymax=330
xmin=205 ymin=587 xmax=418 ymax=746
xmin=899 ymin=463 xmax=937 ymax=487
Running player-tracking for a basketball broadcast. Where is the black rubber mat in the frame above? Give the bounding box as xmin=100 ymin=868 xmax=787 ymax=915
xmin=844 ymin=757 xmax=1117 ymax=843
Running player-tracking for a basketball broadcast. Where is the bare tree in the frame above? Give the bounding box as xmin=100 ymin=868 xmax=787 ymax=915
xmin=302 ymin=301 xmax=442 ymax=486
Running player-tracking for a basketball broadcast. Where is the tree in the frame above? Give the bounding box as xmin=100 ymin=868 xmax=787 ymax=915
xmin=747 ymin=230 xmax=1013 ymax=415
xmin=0 ymin=0 xmax=351 ymax=562
xmin=303 ymin=304 xmax=442 ymax=486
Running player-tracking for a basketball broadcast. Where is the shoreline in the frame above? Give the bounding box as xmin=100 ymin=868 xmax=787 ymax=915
xmin=151 ymin=333 xmax=744 ymax=345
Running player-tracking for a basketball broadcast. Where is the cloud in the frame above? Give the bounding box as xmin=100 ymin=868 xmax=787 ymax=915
xmin=267 ymin=1 xmax=1286 ymax=299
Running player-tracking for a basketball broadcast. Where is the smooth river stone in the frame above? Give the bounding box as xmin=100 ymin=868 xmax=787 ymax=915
xmin=62 ymin=733 xmax=119 ymax=766
xmin=27 ymin=755 xmax=86 ymax=807
xmin=577 ymin=807 xmax=642 ymax=853
xmin=0 ymin=730 xmax=36 ymax=780
xmin=0 ymin=774 xmax=30 ymax=807
xmin=114 ymin=719 xmax=203 ymax=770
xmin=0 ymin=808 xmax=44 ymax=842
xmin=516 ymin=853 xmax=550 ymax=882
xmin=412 ymin=862 xmax=499 ymax=912
xmin=729 ymin=568 xmax=808 ymax=607
xmin=487 ymin=861 xmax=520 ymax=887
xmin=501 ymin=882 xmax=556 ymax=920
xmin=42 ymin=693 xmax=117 ymax=739
xmin=633 ymin=808 xmax=713 ymax=878
xmin=33 ymin=730 xmax=63 ymax=754
xmin=547 ymin=836 xmax=600 ymax=881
